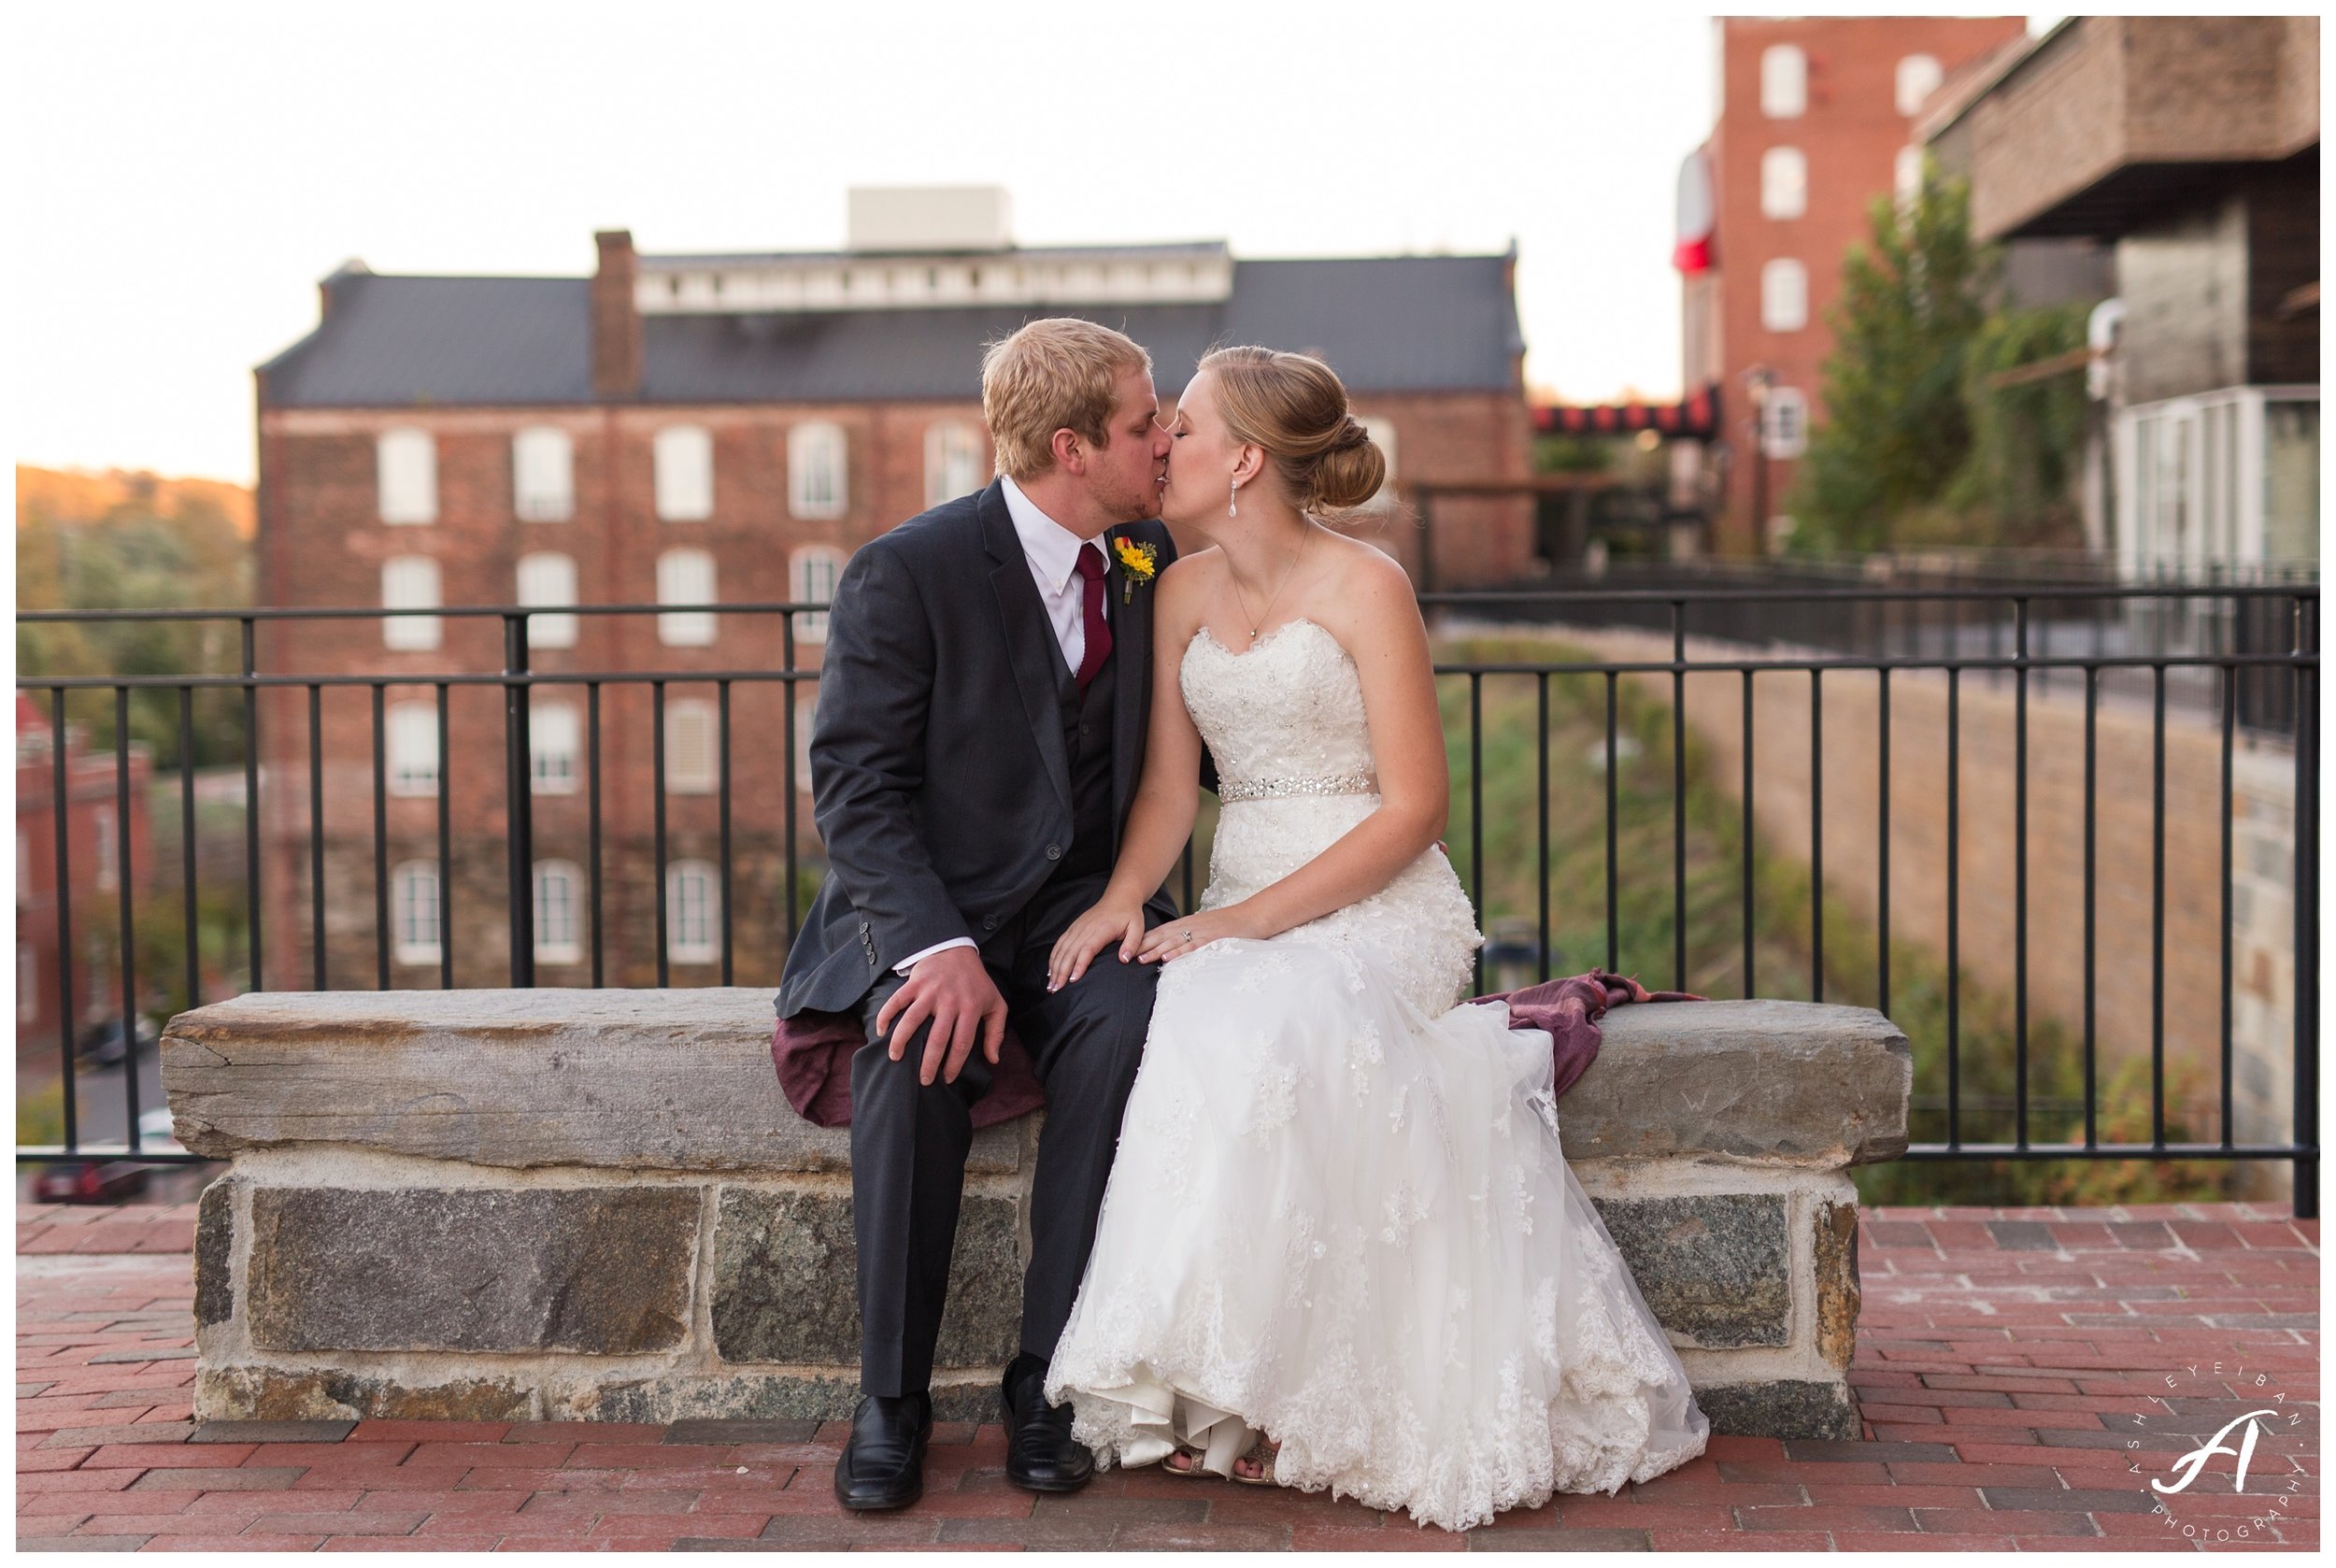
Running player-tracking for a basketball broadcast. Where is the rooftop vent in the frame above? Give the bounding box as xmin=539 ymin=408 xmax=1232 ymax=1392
xmin=847 ymin=186 xmax=1013 ymax=253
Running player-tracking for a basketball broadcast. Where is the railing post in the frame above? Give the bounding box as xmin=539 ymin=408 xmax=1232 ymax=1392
xmin=241 ymin=617 xmax=262 ymax=992
xmin=504 ymin=614 xmax=534 ymax=987
xmin=2293 ymin=593 xmax=2319 ymax=1219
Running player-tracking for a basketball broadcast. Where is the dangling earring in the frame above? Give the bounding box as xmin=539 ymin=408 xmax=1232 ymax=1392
xmin=1229 ymin=479 xmax=1240 ymax=519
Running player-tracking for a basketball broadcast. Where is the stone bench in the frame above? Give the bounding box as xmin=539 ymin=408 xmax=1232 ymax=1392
xmin=161 ymin=989 xmax=1909 ymax=1437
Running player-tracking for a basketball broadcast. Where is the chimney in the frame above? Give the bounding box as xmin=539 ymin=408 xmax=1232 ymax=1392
xmin=592 ymin=229 xmax=642 ymax=399
xmin=319 ymin=257 xmax=370 ymax=322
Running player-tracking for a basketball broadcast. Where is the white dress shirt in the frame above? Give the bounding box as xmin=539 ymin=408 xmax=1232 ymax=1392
xmin=893 ymin=477 xmax=1112 ymax=976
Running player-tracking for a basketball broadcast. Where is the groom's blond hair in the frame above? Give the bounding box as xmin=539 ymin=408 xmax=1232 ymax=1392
xmin=980 ymin=319 xmax=1152 ymax=481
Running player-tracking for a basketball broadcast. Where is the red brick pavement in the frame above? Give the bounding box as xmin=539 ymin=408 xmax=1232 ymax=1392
xmin=14 ymin=1201 xmax=2317 ymax=1550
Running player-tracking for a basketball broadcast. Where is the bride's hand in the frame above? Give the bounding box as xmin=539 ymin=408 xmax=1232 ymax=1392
xmin=1133 ymin=905 xmax=1252 ymax=965
xmin=1047 ymin=899 xmax=1149 ymax=991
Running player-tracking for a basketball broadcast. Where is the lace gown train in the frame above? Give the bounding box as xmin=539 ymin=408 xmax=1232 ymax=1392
xmin=1045 ymin=618 xmax=1708 ymax=1532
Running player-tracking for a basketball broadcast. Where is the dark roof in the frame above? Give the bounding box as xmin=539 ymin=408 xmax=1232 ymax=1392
xmin=260 ymin=275 xmax=594 ymax=406
xmin=260 ymin=255 xmax=1520 ymax=408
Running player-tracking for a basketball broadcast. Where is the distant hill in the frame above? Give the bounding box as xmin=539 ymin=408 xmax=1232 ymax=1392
xmin=16 ymin=464 xmax=254 ymax=539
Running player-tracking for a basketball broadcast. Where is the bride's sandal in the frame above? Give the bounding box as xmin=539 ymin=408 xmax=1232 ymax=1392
xmin=1232 ymin=1438 xmax=1280 ymax=1487
xmin=1161 ymin=1445 xmax=1209 ymax=1477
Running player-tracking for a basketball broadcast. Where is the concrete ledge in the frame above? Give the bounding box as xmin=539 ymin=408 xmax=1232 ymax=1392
xmin=164 ymin=989 xmax=1909 ymax=1439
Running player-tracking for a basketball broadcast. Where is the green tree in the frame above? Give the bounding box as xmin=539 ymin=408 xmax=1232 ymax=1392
xmin=1786 ymin=161 xmax=1995 ymax=554
xmin=1945 ymin=302 xmax=2095 ymax=549
xmin=17 ymin=487 xmax=251 ymax=768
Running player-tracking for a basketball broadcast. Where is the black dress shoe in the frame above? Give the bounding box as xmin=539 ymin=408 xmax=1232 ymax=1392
xmin=1001 ymin=1352 xmax=1094 ymax=1493
xmin=833 ymin=1390 xmax=933 ymax=1511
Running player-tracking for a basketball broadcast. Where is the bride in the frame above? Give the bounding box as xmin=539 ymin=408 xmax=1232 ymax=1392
xmin=1039 ymin=346 xmax=1709 ymax=1532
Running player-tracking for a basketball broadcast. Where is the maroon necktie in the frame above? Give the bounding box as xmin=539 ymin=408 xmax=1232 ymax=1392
xmin=1074 ymin=545 xmax=1112 ymax=694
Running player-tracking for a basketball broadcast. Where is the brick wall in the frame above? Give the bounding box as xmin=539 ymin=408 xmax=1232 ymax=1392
xmin=1706 ymin=15 xmax=2028 ymax=553
xmin=253 ymin=384 xmax=1530 ymax=990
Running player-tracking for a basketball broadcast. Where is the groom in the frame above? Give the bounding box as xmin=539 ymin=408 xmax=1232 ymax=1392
xmin=776 ymin=319 xmax=1184 ymax=1511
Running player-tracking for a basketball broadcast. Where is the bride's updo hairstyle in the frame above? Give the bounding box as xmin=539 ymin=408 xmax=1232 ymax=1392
xmin=1200 ymin=345 xmax=1388 ymax=516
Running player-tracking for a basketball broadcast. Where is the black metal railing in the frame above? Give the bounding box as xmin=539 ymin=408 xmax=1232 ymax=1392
xmin=14 ymin=582 xmax=2317 ymax=1216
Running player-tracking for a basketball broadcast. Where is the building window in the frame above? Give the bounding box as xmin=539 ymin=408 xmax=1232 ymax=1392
xmin=795 ymin=689 xmax=819 ymax=791
xmin=1759 ymin=44 xmax=1806 ymax=118
xmin=654 ymin=425 xmax=714 ymax=521
xmin=392 ymin=861 xmax=441 ymax=965
xmin=533 ymin=860 xmax=583 ymax=965
xmin=530 ymin=701 xmax=579 ymax=795
xmin=1761 ymin=387 xmax=1809 ymax=460
xmin=657 ymin=549 xmax=717 ymax=647
xmin=386 ymin=701 xmax=439 ymax=796
xmin=665 ymin=698 xmax=718 ymax=793
xmin=924 ymin=421 xmax=985 ymax=507
xmin=1896 ymin=53 xmax=1944 ymax=118
xmin=377 ymin=429 xmax=436 ymax=524
xmin=1760 ymin=258 xmax=1808 ymax=332
xmin=1894 ymin=146 xmax=1925 ymax=210
xmin=18 ymin=943 xmax=36 ymax=1025
xmin=2262 ymin=398 xmax=2319 ymax=563
xmin=666 ymin=859 xmax=719 ymax=964
xmin=92 ymin=805 xmax=118 ymax=892
xmin=1760 ymin=147 xmax=1807 ymax=220
xmin=513 ymin=426 xmax=575 ymax=521
xmin=790 ymin=545 xmax=846 ymax=643
xmin=381 ymin=556 xmax=442 ymax=651
xmin=1360 ymin=416 xmax=1399 ymax=510
xmin=516 ymin=551 xmax=578 ymax=649
xmin=790 ymin=422 xmax=848 ymax=520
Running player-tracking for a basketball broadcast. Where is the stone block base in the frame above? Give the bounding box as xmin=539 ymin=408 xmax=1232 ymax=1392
xmin=171 ymin=990 xmax=1909 ymax=1437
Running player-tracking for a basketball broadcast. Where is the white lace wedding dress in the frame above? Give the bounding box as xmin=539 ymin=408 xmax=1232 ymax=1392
xmin=1045 ymin=617 xmax=1709 ymax=1532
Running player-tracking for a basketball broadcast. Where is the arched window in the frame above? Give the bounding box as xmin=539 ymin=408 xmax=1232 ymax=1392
xmin=664 ymin=697 xmax=719 ymax=793
xmin=1760 ymin=147 xmax=1807 ymax=220
xmin=666 ymin=859 xmax=720 ymax=964
xmin=790 ymin=545 xmax=847 ymax=642
xmin=392 ymin=861 xmax=441 ymax=964
xmin=1896 ymin=53 xmax=1944 ymax=118
xmin=1759 ymin=44 xmax=1806 ymax=119
xmin=1760 ymin=258 xmax=1808 ymax=333
xmin=516 ymin=551 xmax=578 ymax=649
xmin=380 ymin=556 xmax=441 ymax=650
xmin=1360 ymin=416 xmax=1399 ymax=510
xmin=924 ymin=421 xmax=986 ymax=507
xmin=656 ymin=549 xmax=716 ymax=647
xmin=530 ymin=702 xmax=578 ymax=795
xmin=386 ymin=701 xmax=439 ymax=796
xmin=533 ymin=860 xmax=583 ymax=965
xmin=790 ymin=421 xmax=848 ymax=520
xmin=513 ymin=426 xmax=575 ymax=521
xmin=654 ymin=425 xmax=714 ymax=521
xmin=377 ymin=429 xmax=436 ymax=524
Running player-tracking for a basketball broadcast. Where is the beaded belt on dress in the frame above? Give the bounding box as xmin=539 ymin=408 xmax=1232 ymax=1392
xmin=1218 ymin=770 xmax=1377 ymax=803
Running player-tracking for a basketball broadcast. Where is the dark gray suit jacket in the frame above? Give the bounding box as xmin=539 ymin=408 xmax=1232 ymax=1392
xmin=776 ymin=479 xmax=1189 ymax=1019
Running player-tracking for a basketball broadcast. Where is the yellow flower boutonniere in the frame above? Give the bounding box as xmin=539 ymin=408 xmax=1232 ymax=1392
xmin=1113 ymin=535 xmax=1159 ymax=604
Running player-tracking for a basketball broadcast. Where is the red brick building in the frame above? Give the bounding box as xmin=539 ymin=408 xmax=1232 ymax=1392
xmin=16 ymin=696 xmax=151 ymax=1056
xmin=251 ymin=193 xmax=1532 ymax=988
xmin=1678 ymin=16 xmax=2029 ymax=554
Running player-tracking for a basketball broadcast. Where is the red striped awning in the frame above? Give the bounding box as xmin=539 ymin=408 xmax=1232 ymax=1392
xmin=1531 ymin=384 xmax=1719 ymax=439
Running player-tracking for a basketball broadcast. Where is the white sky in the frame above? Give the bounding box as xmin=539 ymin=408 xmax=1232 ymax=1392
xmin=5 ymin=4 xmax=2043 ymax=487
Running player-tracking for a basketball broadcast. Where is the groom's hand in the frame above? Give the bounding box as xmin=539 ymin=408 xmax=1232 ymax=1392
xmin=876 ymin=947 xmax=1007 ymax=1087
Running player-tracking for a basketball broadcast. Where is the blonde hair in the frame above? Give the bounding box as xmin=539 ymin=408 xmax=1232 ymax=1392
xmin=980 ymin=319 xmax=1152 ymax=481
xmin=1199 ymin=345 xmax=1387 ymax=514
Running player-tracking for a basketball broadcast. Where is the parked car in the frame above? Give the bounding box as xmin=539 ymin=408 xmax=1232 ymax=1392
xmin=74 ymin=1016 xmax=159 ymax=1069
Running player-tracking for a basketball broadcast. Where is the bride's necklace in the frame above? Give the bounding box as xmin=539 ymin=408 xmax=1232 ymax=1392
xmin=1229 ymin=521 xmax=1314 ymax=644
